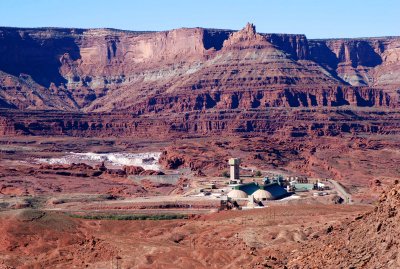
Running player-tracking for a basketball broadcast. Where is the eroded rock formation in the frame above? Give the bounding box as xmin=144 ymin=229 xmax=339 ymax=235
xmin=0 ymin=23 xmax=399 ymax=138
xmin=288 ymin=182 xmax=400 ymax=268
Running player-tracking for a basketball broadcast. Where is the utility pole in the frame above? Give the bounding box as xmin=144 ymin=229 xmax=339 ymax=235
xmin=115 ymin=256 xmax=122 ymax=269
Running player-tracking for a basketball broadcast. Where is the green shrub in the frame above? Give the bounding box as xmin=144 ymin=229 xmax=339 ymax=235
xmin=68 ymin=213 xmax=187 ymax=221
xmin=221 ymin=171 xmax=230 ymax=178
xmin=24 ymin=197 xmax=45 ymax=209
xmin=255 ymin=171 xmax=262 ymax=177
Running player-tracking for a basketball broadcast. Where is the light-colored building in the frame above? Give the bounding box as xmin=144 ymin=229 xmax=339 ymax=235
xmin=227 ymin=189 xmax=248 ymax=199
xmin=252 ymin=189 xmax=273 ymax=201
xmin=228 ymin=158 xmax=240 ymax=181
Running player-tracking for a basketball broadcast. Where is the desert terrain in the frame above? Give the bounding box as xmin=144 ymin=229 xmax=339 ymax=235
xmin=0 ymin=22 xmax=400 ymax=268
xmin=0 ymin=134 xmax=398 ymax=268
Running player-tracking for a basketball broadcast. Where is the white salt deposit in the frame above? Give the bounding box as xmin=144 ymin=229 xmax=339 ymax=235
xmin=36 ymin=152 xmax=162 ymax=170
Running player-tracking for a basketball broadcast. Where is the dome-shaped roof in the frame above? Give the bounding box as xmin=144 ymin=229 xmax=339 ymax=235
xmin=227 ymin=189 xmax=248 ymax=199
xmin=253 ymin=189 xmax=273 ymax=200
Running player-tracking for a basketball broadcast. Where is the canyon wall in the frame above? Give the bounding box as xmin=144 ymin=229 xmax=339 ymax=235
xmin=309 ymin=37 xmax=400 ymax=87
xmin=1 ymin=107 xmax=400 ymax=138
xmin=134 ymin=86 xmax=394 ymax=116
xmin=0 ymin=23 xmax=399 ymax=137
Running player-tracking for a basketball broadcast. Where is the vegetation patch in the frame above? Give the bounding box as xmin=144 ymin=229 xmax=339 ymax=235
xmin=24 ymin=196 xmax=46 ymax=209
xmin=68 ymin=213 xmax=188 ymax=221
xmin=0 ymin=202 xmax=10 ymax=209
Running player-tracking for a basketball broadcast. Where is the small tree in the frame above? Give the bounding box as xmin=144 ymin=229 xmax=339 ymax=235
xmin=221 ymin=171 xmax=230 ymax=178
xmin=255 ymin=170 xmax=262 ymax=177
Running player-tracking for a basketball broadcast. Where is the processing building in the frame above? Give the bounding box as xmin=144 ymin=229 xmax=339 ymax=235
xmin=229 ymin=182 xmax=289 ymax=201
xmin=226 ymin=158 xmax=289 ymax=201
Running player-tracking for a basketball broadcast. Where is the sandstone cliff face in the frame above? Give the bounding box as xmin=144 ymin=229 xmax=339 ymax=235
xmin=309 ymin=37 xmax=400 ymax=87
xmin=0 ymin=27 xmax=210 ymax=110
xmin=2 ymin=106 xmax=400 ymax=138
xmin=0 ymin=24 xmax=400 ymax=137
xmin=264 ymin=33 xmax=309 ymax=60
xmin=1 ymin=24 xmax=399 ymax=112
xmin=104 ymin=24 xmax=397 ymax=114
xmin=133 ymin=86 xmax=394 ymax=117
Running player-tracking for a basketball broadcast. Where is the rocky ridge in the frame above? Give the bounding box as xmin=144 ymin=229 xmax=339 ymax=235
xmin=0 ymin=23 xmax=399 ymax=111
xmin=0 ymin=23 xmax=399 ymax=138
xmin=288 ymin=182 xmax=400 ymax=268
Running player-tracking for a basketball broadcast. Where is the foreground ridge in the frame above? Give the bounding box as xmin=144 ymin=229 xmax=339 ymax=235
xmin=288 ymin=182 xmax=400 ymax=268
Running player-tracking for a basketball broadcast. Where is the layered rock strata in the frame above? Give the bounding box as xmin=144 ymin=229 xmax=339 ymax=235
xmin=0 ymin=23 xmax=399 ymax=137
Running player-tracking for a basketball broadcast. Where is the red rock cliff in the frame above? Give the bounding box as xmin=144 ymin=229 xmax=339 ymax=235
xmin=309 ymin=37 xmax=400 ymax=87
xmin=0 ymin=24 xmax=400 ymax=137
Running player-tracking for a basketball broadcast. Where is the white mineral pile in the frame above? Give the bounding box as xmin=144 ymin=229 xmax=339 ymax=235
xmin=35 ymin=152 xmax=162 ymax=170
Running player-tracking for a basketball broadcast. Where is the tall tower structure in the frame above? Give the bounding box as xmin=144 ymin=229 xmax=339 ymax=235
xmin=228 ymin=158 xmax=240 ymax=181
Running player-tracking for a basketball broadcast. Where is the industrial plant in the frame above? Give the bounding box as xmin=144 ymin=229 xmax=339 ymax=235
xmin=185 ymin=158 xmax=334 ymax=211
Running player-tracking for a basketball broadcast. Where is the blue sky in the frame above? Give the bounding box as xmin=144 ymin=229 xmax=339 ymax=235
xmin=0 ymin=0 xmax=399 ymax=38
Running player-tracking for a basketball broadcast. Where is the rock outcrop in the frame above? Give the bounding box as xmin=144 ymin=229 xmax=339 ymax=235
xmin=309 ymin=37 xmax=400 ymax=87
xmin=288 ymin=183 xmax=400 ymax=268
xmin=0 ymin=23 xmax=400 ymax=138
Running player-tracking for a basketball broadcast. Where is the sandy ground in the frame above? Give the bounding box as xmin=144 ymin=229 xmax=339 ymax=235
xmin=0 ymin=204 xmax=370 ymax=268
xmin=0 ymin=135 xmax=396 ymax=268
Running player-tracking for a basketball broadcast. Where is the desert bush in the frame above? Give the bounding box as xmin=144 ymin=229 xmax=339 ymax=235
xmin=69 ymin=213 xmax=187 ymax=221
xmin=221 ymin=171 xmax=230 ymax=178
